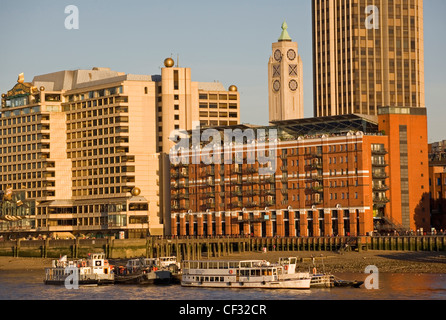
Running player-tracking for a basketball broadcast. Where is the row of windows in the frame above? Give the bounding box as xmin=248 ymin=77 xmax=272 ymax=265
xmin=67 ymin=126 xmax=128 ymax=140
xmin=66 ymin=116 xmax=128 ymax=131
xmin=68 ymin=137 xmax=128 ymax=150
xmin=1 ymin=114 xmax=40 ymax=126
xmin=66 ymin=105 xmax=127 ymax=121
xmin=199 ymin=111 xmax=238 ymax=118
xmin=67 ymin=86 xmax=123 ymax=102
xmin=199 ymin=93 xmax=238 ymax=101
xmin=199 ymin=103 xmax=238 ymax=109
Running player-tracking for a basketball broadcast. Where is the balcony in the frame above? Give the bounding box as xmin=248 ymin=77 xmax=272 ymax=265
xmin=245 ymin=202 xmax=258 ymax=208
xmin=229 ymin=202 xmax=241 ymax=209
xmin=231 ymin=190 xmax=243 ymax=197
xmin=311 ymin=186 xmax=324 ymax=193
xmin=372 ymin=161 xmax=388 ymax=167
xmin=373 ymin=185 xmax=389 ymax=192
xmin=372 ymin=149 xmax=388 ymax=156
xmin=260 ymin=189 xmax=276 ymax=196
xmin=261 ymin=200 xmax=275 ymax=207
xmin=200 ymin=169 xmax=215 ymax=177
xmin=373 ymin=197 xmax=390 ymax=205
xmin=372 ymin=172 xmax=388 ymax=180
xmin=245 ymin=190 xmax=259 ymax=197
xmin=243 ymin=167 xmax=258 ymax=174
xmin=311 ymin=175 xmax=323 ymax=182
xmin=310 ymin=163 xmax=323 ymax=170
xmin=259 ymin=177 xmax=275 ymax=184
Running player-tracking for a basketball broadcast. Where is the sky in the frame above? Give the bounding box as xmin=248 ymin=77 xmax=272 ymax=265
xmin=0 ymin=0 xmax=445 ymax=143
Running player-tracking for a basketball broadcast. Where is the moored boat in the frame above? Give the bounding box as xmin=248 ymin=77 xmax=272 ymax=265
xmin=334 ymin=279 xmax=364 ymax=288
xmin=181 ymin=259 xmax=311 ymax=289
xmin=114 ymin=257 xmax=174 ymax=285
xmin=277 ymin=256 xmax=335 ymax=288
xmin=44 ymin=253 xmax=114 ymax=286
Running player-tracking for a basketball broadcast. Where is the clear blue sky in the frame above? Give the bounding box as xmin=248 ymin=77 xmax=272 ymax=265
xmin=0 ymin=0 xmax=445 ymax=143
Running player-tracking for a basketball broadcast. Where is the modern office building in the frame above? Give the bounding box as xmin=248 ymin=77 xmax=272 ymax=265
xmin=170 ymin=107 xmax=430 ymax=237
xmin=312 ymin=0 xmax=425 ymax=117
xmin=0 ymin=59 xmax=240 ymax=238
xmin=268 ymin=21 xmax=304 ymax=122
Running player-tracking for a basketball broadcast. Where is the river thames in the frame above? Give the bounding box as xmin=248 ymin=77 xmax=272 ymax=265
xmin=1 ymin=270 xmax=445 ymax=300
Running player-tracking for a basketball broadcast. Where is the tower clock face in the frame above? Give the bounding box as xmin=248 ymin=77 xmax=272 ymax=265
xmin=274 ymin=50 xmax=282 ymax=62
xmin=289 ymin=80 xmax=298 ymax=91
xmin=287 ymin=49 xmax=296 ymax=61
xmin=273 ymin=80 xmax=281 ymax=92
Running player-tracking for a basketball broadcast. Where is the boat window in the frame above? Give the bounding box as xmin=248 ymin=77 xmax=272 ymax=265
xmin=219 ymin=262 xmax=228 ymax=269
xmin=240 ymin=262 xmax=251 ymax=268
xmin=209 ymin=262 xmax=218 ymax=269
xmin=229 ymin=262 xmax=239 ymax=268
xmin=281 ymin=258 xmax=290 ymax=264
xmin=200 ymin=262 xmax=208 ymax=269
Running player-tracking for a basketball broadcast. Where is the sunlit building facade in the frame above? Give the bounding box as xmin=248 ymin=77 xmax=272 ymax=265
xmin=170 ymin=108 xmax=430 ymax=237
xmin=0 ymin=60 xmax=240 ymax=238
xmin=312 ymin=0 xmax=425 ymax=117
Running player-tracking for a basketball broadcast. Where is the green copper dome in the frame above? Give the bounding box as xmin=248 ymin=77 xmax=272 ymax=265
xmin=278 ymin=20 xmax=292 ymax=42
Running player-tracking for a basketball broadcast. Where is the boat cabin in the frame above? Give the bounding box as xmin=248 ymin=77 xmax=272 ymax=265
xmin=278 ymin=257 xmax=299 ymax=274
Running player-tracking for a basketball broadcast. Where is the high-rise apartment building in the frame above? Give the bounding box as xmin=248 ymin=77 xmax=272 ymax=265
xmin=312 ymin=0 xmax=425 ymax=117
xmin=269 ymin=21 xmax=304 ymax=122
xmin=0 ymin=59 xmax=240 ymax=238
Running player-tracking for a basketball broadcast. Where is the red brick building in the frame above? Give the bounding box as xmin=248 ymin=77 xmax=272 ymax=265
xmin=429 ymin=141 xmax=446 ymax=230
xmin=169 ymin=107 xmax=430 ymax=237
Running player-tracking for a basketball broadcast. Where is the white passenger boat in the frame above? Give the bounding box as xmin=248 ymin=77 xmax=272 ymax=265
xmin=181 ymin=259 xmax=311 ymax=289
xmin=44 ymin=253 xmax=114 ymax=286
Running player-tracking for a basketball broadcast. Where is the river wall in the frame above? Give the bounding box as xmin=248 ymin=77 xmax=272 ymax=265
xmin=1 ymin=236 xmax=446 ymax=260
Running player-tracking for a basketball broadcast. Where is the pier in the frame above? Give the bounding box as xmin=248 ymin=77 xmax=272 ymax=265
xmin=1 ymin=235 xmax=446 ymax=260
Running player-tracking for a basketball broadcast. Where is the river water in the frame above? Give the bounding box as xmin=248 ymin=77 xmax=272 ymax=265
xmin=0 ymin=270 xmax=445 ymax=301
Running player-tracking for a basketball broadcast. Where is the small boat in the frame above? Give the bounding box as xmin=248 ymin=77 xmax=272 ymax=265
xmin=181 ymin=259 xmax=312 ymax=289
xmin=334 ymin=279 xmax=364 ymax=288
xmin=114 ymin=257 xmax=172 ymax=285
xmin=44 ymin=253 xmax=114 ymax=286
